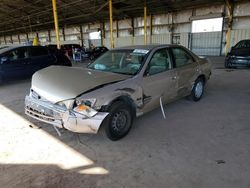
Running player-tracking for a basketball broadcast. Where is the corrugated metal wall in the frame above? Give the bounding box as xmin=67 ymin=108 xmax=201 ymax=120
xmin=117 ymin=37 xmax=134 ymax=47
xmin=191 ymin=32 xmax=222 ymax=56
xmin=151 ymin=34 xmax=171 ymax=44
xmin=231 ymin=29 xmax=250 ymax=46
xmin=180 ymin=33 xmax=190 ymax=48
xmin=90 ymin=39 xmax=102 ymax=47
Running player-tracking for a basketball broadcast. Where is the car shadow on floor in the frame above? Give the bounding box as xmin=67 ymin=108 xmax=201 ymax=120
xmin=1 ymin=64 xmax=250 ymax=188
xmin=0 ymin=163 xmax=109 ymax=188
xmin=0 ymin=78 xmax=31 ymax=86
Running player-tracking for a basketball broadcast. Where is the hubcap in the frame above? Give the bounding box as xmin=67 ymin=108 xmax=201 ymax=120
xmin=111 ymin=111 xmax=127 ymax=132
xmin=195 ymin=81 xmax=203 ymax=98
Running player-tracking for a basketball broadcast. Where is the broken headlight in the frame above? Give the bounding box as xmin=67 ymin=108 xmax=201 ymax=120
xmin=57 ymin=99 xmax=74 ymax=109
xmin=75 ymin=98 xmax=96 ymax=108
xmin=73 ymin=104 xmax=97 ymax=117
xmin=74 ymin=98 xmax=97 ymax=117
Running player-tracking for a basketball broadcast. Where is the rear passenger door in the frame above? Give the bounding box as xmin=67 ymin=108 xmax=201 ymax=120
xmin=28 ymin=46 xmax=55 ymax=75
xmin=171 ymin=47 xmax=199 ymax=97
xmin=142 ymin=48 xmax=178 ymax=113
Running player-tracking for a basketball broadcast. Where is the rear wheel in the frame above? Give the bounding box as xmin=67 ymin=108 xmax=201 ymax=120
xmin=102 ymin=101 xmax=133 ymax=141
xmin=190 ymin=78 xmax=205 ymax=101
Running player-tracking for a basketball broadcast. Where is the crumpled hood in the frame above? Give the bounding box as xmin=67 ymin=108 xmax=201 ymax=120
xmin=31 ymin=66 xmax=131 ymax=103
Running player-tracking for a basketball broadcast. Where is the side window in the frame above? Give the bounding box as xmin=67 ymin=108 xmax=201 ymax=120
xmin=172 ymin=47 xmax=194 ymax=68
xmin=146 ymin=48 xmax=172 ymax=76
xmin=5 ymin=48 xmax=29 ymax=61
xmin=30 ymin=47 xmax=48 ymax=57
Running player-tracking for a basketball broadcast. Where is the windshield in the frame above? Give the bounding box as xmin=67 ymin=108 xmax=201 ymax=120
xmin=88 ymin=49 xmax=149 ymax=75
xmin=235 ymin=40 xmax=250 ymax=49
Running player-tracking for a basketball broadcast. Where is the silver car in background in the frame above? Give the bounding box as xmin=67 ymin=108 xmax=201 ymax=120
xmin=25 ymin=44 xmax=211 ymax=140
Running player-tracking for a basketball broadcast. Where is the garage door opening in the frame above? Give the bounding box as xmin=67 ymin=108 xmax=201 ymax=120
xmin=191 ymin=17 xmax=223 ymax=56
xmin=89 ymin=31 xmax=101 ymax=48
xmin=192 ymin=17 xmax=223 ymax=33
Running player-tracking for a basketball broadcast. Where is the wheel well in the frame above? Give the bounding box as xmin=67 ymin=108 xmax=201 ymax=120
xmin=197 ymin=74 xmax=206 ymax=84
xmin=102 ymin=96 xmax=136 ymax=117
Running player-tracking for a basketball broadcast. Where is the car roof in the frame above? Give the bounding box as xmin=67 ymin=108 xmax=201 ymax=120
xmin=0 ymin=45 xmax=47 ymax=54
xmin=62 ymin=44 xmax=80 ymax=46
xmin=238 ymin=39 xmax=250 ymax=42
xmin=0 ymin=46 xmax=20 ymax=54
xmin=113 ymin=44 xmax=180 ymax=51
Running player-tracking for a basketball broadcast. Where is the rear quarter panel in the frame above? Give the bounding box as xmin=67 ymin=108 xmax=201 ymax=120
xmin=198 ymin=57 xmax=212 ymax=81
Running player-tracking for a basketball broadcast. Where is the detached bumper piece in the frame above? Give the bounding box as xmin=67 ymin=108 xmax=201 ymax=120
xmin=25 ymin=95 xmax=108 ymax=134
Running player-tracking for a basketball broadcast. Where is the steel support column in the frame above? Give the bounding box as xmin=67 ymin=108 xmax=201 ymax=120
xmin=109 ymin=0 xmax=114 ymax=48
xmin=150 ymin=14 xmax=152 ymax=44
xmin=80 ymin=25 xmax=84 ymax=47
xmin=52 ymin=0 xmax=60 ymax=49
xmin=144 ymin=4 xmax=147 ymax=44
xmin=101 ymin=22 xmax=105 ymax=46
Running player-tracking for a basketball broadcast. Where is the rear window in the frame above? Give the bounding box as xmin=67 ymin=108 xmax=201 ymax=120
xmin=235 ymin=40 xmax=250 ymax=49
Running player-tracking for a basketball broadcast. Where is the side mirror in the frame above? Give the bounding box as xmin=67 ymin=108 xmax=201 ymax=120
xmin=0 ymin=56 xmax=8 ymax=64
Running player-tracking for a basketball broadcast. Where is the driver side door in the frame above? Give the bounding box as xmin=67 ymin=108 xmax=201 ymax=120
xmin=141 ymin=48 xmax=178 ymax=113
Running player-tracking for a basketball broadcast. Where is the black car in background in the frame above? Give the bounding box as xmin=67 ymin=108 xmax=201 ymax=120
xmin=85 ymin=46 xmax=109 ymax=60
xmin=225 ymin=39 xmax=250 ymax=68
xmin=0 ymin=46 xmax=71 ymax=84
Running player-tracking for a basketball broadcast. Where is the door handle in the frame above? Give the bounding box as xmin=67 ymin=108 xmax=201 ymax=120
xmin=172 ymin=76 xmax=177 ymax=80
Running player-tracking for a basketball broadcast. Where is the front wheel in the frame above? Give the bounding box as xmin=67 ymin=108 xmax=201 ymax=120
xmin=102 ymin=101 xmax=133 ymax=141
xmin=225 ymin=61 xmax=231 ymax=68
xmin=190 ymin=78 xmax=205 ymax=101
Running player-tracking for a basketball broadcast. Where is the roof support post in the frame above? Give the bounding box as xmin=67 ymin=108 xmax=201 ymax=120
xmin=10 ymin=35 xmax=13 ymax=44
xmin=225 ymin=0 xmax=234 ymax=55
xmin=18 ymin=34 xmax=21 ymax=44
xmin=52 ymin=0 xmax=60 ymax=49
xmin=131 ymin=18 xmax=135 ymax=45
xmin=80 ymin=25 xmax=84 ymax=47
xmin=26 ymin=33 xmax=29 ymax=42
xmin=116 ymin=20 xmax=119 ymax=38
xmin=109 ymin=0 xmax=114 ymax=48
xmin=149 ymin=14 xmax=152 ymax=44
xmin=4 ymin=35 xmax=6 ymax=45
xmin=62 ymin=28 xmax=66 ymax=41
xmin=101 ymin=22 xmax=105 ymax=46
xmin=48 ymin=30 xmax=51 ymax=43
xmin=144 ymin=3 xmax=147 ymax=44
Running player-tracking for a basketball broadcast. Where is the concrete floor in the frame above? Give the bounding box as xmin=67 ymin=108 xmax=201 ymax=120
xmin=0 ymin=57 xmax=250 ymax=188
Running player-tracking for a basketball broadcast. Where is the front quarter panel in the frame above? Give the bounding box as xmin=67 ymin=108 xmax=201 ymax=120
xmin=78 ymin=76 xmax=143 ymax=111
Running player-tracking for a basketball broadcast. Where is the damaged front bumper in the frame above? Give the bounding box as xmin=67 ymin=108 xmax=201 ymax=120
xmin=25 ymin=95 xmax=108 ymax=134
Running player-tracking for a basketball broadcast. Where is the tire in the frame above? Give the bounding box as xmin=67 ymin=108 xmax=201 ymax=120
xmin=225 ymin=60 xmax=234 ymax=69
xmin=102 ymin=101 xmax=133 ymax=141
xmin=225 ymin=61 xmax=230 ymax=68
xmin=190 ymin=78 xmax=205 ymax=101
